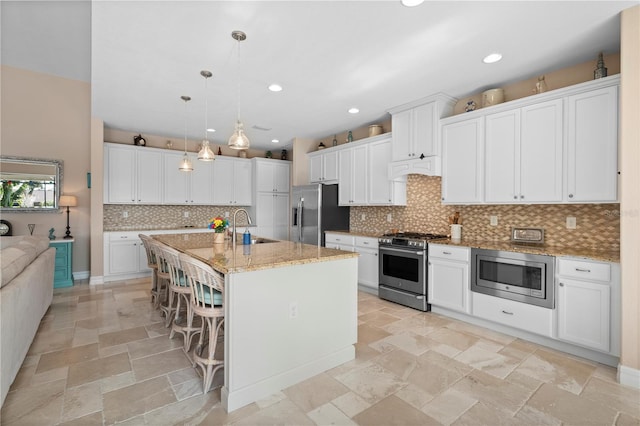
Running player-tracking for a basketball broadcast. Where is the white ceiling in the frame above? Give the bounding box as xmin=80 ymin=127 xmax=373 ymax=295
xmin=2 ymin=1 xmax=637 ymax=151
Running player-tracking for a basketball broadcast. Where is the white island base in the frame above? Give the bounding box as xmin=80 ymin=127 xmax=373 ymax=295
xmin=221 ymin=257 xmax=358 ymax=412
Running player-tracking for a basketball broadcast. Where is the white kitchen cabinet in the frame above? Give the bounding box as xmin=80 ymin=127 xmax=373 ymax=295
xmin=556 ymin=258 xmax=620 ymax=354
xmin=441 ymin=118 xmax=484 ymax=204
xmin=389 ymin=95 xmax=456 ymax=160
xmin=368 ymin=137 xmax=407 ymax=206
xmin=212 ymin=157 xmax=253 ymax=205
xmin=254 ymin=158 xmax=291 ymax=193
xmin=309 ymin=150 xmax=339 ymax=184
xmin=484 ymin=99 xmax=563 ymax=203
xmin=104 ymin=143 xmax=163 ymax=204
xmin=428 ymin=244 xmax=471 ymax=314
xmin=472 ymin=291 xmax=554 ymax=337
xmin=338 ymin=145 xmax=368 ymax=206
xmin=255 ymin=192 xmax=289 ymax=240
xmin=163 ymin=152 xmax=214 ymax=204
xmin=566 ymin=85 xmax=618 ymax=202
xmin=324 ymin=233 xmax=355 ymax=251
xmin=104 ymin=232 xmax=150 ymax=279
xmin=354 ymin=236 xmax=379 ymax=292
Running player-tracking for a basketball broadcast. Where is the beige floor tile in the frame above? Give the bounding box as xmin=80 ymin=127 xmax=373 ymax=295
xmin=36 ymin=342 xmax=100 ymax=373
xmin=353 ymin=394 xmax=440 ymax=426
xmin=172 ymin=377 xmax=203 ymax=401
xmin=167 ymin=366 xmax=200 ymax=386
xmin=67 ymin=351 xmax=131 ymax=388
xmin=71 ymin=326 xmax=100 ymax=347
xmin=452 ymin=401 xmax=522 ymax=426
xmin=505 ymin=370 xmax=544 ymax=392
xmin=145 ymin=321 xmax=171 ymax=337
xmin=57 ymin=411 xmax=104 ymax=426
xmin=282 ymin=372 xmax=350 ymax=413
xmin=358 ymin=310 xmax=403 ymax=328
xmin=445 ymin=320 xmax=516 ymax=346
xmin=76 ymin=314 xmax=120 ymax=330
xmin=428 ymin=328 xmax=478 ymax=352
xmin=101 ymin=371 xmax=137 ymax=394
xmin=514 ymin=405 xmax=563 ymax=426
xmin=232 ymin=399 xmax=315 ymax=426
xmin=200 ymin=400 xmax=261 ymax=425
xmin=515 ymin=347 xmax=596 ymax=394
xmin=307 ymin=402 xmax=357 ymax=425
xmin=102 ymin=375 xmax=177 ymax=424
xmin=370 ymin=331 xmax=435 ymax=356
xmin=331 ymin=391 xmax=372 ymax=418
xmin=61 ymin=381 xmax=103 ymax=423
xmin=99 ymin=342 xmax=129 ymax=358
xmin=581 ymin=377 xmax=640 ymax=418
xmin=98 ymin=326 xmax=149 ymax=348
xmin=451 ymin=370 xmax=532 ymax=415
xmin=407 ymin=351 xmax=472 ymax=398
xmin=8 ymin=364 xmax=36 ymax=392
xmin=256 ymin=391 xmax=289 ymax=409
xmin=421 ymin=388 xmax=477 ymax=425
xmin=131 ymin=348 xmax=192 ymax=381
xmin=378 ymin=306 xmax=421 ymax=319
xmin=393 ymin=382 xmax=434 ymax=410
xmin=615 ymin=412 xmax=640 ymax=426
xmin=372 ymin=348 xmax=418 ymax=380
xmin=27 ymin=327 xmax=74 ymax=355
xmin=357 ymin=323 xmax=391 ymax=346
xmin=1 ymin=378 xmax=66 ymax=425
xmin=335 ymin=362 xmax=407 ymax=404
xmin=78 ymin=291 xmax=114 ymax=303
xmin=527 ymin=382 xmax=618 ymax=425
xmin=143 ymin=391 xmax=218 ymax=425
xmin=454 ymin=344 xmax=520 ymax=379
xmin=31 ymin=365 xmax=69 ymax=386
xmin=381 ymin=312 xmax=452 ymax=336
xmin=127 ymin=334 xmax=183 ymax=360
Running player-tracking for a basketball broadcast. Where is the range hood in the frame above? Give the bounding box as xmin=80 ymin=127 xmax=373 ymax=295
xmin=389 ymin=156 xmax=442 ymax=179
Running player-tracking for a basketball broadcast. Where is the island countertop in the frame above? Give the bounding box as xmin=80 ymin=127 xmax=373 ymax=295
xmin=152 ymin=232 xmax=358 ymax=274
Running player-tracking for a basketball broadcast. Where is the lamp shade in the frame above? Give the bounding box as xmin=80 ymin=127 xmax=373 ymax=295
xmin=59 ymin=195 xmax=77 ymax=207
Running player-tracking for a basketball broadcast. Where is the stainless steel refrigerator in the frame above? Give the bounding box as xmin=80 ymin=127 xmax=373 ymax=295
xmin=291 ymin=184 xmax=350 ymax=246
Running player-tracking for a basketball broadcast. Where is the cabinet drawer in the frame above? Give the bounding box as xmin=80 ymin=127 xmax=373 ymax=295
xmin=325 ymin=233 xmax=355 ymax=246
xmin=54 ymin=245 xmax=68 ymax=259
xmin=557 ymin=258 xmax=610 ymax=282
xmin=354 ymin=236 xmax=377 ymax=249
xmin=108 ymin=232 xmax=140 ymax=241
xmin=472 ymin=292 xmax=553 ymax=337
xmin=429 ymin=244 xmax=469 ymax=262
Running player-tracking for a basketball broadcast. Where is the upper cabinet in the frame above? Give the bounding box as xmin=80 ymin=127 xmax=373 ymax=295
xmin=104 ymin=143 xmax=163 ymax=204
xmin=212 ymin=157 xmax=253 ymax=205
xmin=338 ymin=144 xmax=368 ymax=206
xmin=566 ymin=86 xmax=618 ymax=202
xmin=253 ymin=158 xmax=291 ymax=193
xmin=163 ymin=152 xmax=214 ymax=205
xmin=388 ymin=93 xmax=456 ymax=178
xmin=309 ymin=150 xmax=339 ymax=184
xmin=440 ymin=75 xmax=620 ymax=205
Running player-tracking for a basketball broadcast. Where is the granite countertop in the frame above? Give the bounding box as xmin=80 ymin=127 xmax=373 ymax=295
xmin=431 ymin=238 xmax=620 ymax=263
xmin=325 ymin=230 xmax=382 ymax=238
xmin=153 ymin=232 xmax=358 ymax=275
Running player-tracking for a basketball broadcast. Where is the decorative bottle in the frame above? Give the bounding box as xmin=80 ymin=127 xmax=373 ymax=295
xmin=332 ymin=135 xmax=338 ymax=147
xmin=347 ymin=131 xmax=353 ymax=143
xmin=594 ymin=52 xmax=608 ymax=79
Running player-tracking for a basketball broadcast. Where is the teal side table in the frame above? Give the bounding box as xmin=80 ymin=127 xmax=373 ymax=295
xmin=50 ymin=239 xmax=73 ymax=288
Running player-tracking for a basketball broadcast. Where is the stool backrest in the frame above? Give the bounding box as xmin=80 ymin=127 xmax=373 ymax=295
xmin=149 ymin=240 xmax=170 ymax=275
xmin=178 ymin=253 xmax=224 ymax=309
xmin=155 ymin=244 xmax=184 ymax=287
xmin=138 ymin=234 xmax=157 ymax=268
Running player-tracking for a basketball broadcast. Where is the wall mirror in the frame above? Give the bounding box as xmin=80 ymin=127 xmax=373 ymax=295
xmin=0 ymin=156 xmax=63 ymax=212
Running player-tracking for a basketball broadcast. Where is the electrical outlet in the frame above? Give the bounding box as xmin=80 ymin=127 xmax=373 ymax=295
xmin=490 ymin=215 xmax=498 ymax=226
xmin=566 ymin=217 xmax=577 ymax=229
xmin=361 ymin=213 xmax=366 ymax=221
xmin=387 ymin=214 xmax=392 ymax=223
xmin=183 ymin=211 xmax=189 ymax=218
xmin=122 ymin=211 xmax=128 ymax=218
xmin=289 ymin=301 xmax=298 ymax=319
xmin=224 ymin=211 xmax=230 ymax=218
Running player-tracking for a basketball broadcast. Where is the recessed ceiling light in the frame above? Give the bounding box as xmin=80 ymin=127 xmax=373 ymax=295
xmin=271 ymin=139 xmax=279 ymax=143
xmin=401 ymin=0 xmax=425 ymax=6
xmin=348 ymin=108 xmax=360 ymax=114
xmin=268 ymin=84 xmax=283 ymax=92
xmin=207 ymin=128 xmax=216 ymax=133
xmin=483 ymin=53 xmax=503 ymax=64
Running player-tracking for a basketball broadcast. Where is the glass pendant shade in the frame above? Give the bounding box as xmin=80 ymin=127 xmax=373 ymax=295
xmin=198 ymin=140 xmax=215 ymax=161
xmin=179 ymin=95 xmax=193 ymax=172
xmin=228 ymin=120 xmax=250 ymax=150
xmin=179 ymin=152 xmax=193 ymax=171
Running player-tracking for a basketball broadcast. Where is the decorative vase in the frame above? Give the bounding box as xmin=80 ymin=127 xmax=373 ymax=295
xmin=450 ymin=224 xmax=462 ymax=241
xmin=213 ymin=232 xmax=225 ymax=244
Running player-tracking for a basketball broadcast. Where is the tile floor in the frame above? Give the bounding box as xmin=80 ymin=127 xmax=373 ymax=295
xmin=1 ymin=278 xmax=639 ymax=425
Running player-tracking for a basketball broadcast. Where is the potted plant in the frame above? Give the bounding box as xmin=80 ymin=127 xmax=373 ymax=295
xmin=208 ymin=216 xmax=229 ymax=244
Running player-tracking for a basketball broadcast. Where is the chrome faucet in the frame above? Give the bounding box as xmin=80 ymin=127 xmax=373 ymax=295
xmin=232 ymin=208 xmax=252 ymax=245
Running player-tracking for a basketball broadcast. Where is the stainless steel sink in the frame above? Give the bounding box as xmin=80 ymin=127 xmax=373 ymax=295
xmin=251 ymin=238 xmax=278 ymax=244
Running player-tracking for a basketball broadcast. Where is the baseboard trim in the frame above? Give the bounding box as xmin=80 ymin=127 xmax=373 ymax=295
xmin=618 ymin=364 xmax=640 ymax=389
xmin=89 ymin=276 xmax=104 ymax=285
xmin=72 ymin=271 xmax=90 ymax=280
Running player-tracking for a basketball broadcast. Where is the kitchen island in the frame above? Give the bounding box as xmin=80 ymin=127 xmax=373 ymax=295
xmin=152 ymin=232 xmax=358 ymax=412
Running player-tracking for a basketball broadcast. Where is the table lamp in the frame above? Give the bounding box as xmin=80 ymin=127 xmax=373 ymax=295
xmin=59 ymin=195 xmax=77 ymax=239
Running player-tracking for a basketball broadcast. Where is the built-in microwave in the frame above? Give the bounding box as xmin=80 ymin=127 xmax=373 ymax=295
xmin=471 ymin=248 xmax=555 ymax=309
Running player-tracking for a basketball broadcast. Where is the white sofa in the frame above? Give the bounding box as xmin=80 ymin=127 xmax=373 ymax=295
xmin=0 ymin=236 xmax=55 ymax=407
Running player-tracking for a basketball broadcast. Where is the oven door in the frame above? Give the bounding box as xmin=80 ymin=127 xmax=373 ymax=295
xmin=378 ymin=246 xmax=426 ymax=295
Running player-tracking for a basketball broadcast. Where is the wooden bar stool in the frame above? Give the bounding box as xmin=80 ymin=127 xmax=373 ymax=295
xmin=139 ymin=234 xmax=160 ymax=307
xmin=178 ymin=253 xmax=225 ymax=394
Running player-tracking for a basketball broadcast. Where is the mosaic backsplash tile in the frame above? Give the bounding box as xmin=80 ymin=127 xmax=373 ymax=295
xmin=350 ymin=175 xmax=620 ymax=251
xmin=103 ymin=205 xmax=251 ymax=231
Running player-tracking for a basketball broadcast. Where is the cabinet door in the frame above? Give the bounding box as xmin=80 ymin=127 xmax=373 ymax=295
xmin=255 ymin=161 xmax=275 ymax=192
xmin=190 ymin=154 xmax=214 ymax=204
xmin=309 ymin=155 xmax=323 ymax=183
xmin=557 ymin=278 xmax=610 ymax=352
xmin=163 ymin=152 xmax=190 ymax=204
xmin=428 ymin=258 xmax=469 ymax=313
xmin=233 ymin=159 xmax=253 ymax=205
xmin=368 ymin=138 xmax=393 ymax=204
xmin=212 ymin=158 xmax=235 ymax=204
xmin=413 ymin=101 xmax=436 ymax=157
xmin=485 ymin=110 xmax=520 ymax=202
xmin=338 ymin=149 xmax=353 ymax=205
xmin=273 ymin=163 xmax=290 ymax=193
xmin=441 ymin=118 xmax=484 ymax=203
xmin=108 ymin=241 xmax=139 ymax=275
xmin=256 ymin=192 xmax=275 ymax=237
xmin=519 ymin=99 xmax=563 ymax=202
xmin=136 ymin=150 xmax=163 ymax=203
xmin=273 ymin=193 xmax=290 ymax=240
xmin=105 ymin=145 xmax=136 ymax=203
xmin=323 ymin=151 xmax=339 ymax=182
xmin=566 ymin=86 xmax=618 ymax=202
xmin=352 ymin=145 xmax=368 ymax=204
xmin=391 ymin=109 xmax=412 ymax=161
xmin=355 ymin=247 xmax=378 ymax=290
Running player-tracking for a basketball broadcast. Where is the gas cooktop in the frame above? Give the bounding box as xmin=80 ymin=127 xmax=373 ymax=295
xmin=378 ymin=232 xmax=448 ymax=248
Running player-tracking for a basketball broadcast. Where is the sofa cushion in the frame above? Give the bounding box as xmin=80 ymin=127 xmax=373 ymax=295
xmin=1 ymin=236 xmax=51 ymax=288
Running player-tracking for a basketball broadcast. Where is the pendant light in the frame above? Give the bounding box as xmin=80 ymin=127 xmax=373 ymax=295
xmin=198 ymin=70 xmax=215 ymax=161
xmin=228 ymin=31 xmax=250 ymax=150
xmin=178 ymin=95 xmax=194 ymax=172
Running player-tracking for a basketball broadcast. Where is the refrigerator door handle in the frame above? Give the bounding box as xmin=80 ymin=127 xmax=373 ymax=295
xmin=297 ymin=200 xmax=303 ymax=242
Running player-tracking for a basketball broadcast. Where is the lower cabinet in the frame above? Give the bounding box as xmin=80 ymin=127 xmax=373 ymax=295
xmin=325 ymin=233 xmax=378 ymax=292
xmin=556 ymin=257 xmax=619 ymax=354
xmin=254 ymin=192 xmax=289 ymax=240
xmin=428 ymin=244 xmax=470 ymax=313
xmin=50 ymin=239 xmax=73 ymax=288
xmin=472 ymin=292 xmax=554 ymax=337
xmin=104 ymin=232 xmax=150 ymax=280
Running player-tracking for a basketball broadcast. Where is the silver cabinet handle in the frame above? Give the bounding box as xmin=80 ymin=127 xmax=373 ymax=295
xmin=569 ymin=194 xmax=574 ymax=198
xmin=501 ymin=310 xmax=514 ymax=315
xmin=559 ymin=282 xmax=564 ymax=287
xmin=575 ymin=268 xmax=591 ymax=273
xmin=442 ymin=251 xmax=452 ymax=255
xmin=513 ymin=195 xmax=518 ymax=199
xmin=520 ymin=195 xmax=524 ymax=199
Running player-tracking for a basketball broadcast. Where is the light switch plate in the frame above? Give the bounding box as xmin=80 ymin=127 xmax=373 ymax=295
xmin=122 ymin=211 xmax=128 ymax=218
xmin=490 ymin=216 xmax=498 ymax=226
xmin=387 ymin=214 xmax=392 ymax=222
xmin=566 ymin=217 xmax=577 ymax=229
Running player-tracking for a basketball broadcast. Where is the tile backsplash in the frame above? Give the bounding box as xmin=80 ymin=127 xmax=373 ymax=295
xmin=350 ymin=175 xmax=620 ymax=251
xmin=103 ymin=205 xmax=251 ymax=231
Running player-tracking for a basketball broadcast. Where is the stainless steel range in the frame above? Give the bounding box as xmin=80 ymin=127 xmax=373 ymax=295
xmin=378 ymin=232 xmax=447 ymax=311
